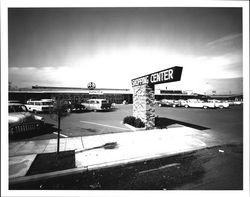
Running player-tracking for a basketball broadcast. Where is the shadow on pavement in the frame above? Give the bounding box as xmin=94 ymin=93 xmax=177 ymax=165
xmin=155 ymin=117 xmax=210 ymax=130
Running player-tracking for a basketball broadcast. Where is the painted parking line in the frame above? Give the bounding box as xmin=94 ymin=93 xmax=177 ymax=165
xmin=80 ymin=121 xmax=130 ymax=131
xmin=52 ymin=132 xmax=68 ymax=138
xmin=139 ymin=163 xmax=181 ymax=174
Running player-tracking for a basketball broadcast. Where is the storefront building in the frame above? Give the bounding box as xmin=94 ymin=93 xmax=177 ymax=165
xmin=9 ymin=85 xmax=133 ymax=104
xmin=9 ymin=85 xmax=242 ymax=104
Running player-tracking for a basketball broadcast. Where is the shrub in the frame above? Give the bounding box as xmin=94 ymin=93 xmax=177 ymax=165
xmin=155 ymin=116 xmax=160 ymax=125
xmin=123 ymin=116 xmax=145 ymax=128
xmin=134 ymin=118 xmax=145 ymax=128
xmin=123 ymin=116 xmax=136 ymax=126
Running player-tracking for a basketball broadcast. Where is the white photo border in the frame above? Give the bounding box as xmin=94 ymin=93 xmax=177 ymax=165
xmin=1 ymin=0 xmax=249 ymax=197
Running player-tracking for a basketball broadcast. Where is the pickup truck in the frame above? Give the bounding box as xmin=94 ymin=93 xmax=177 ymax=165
xmin=183 ymin=99 xmax=216 ymax=109
xmin=81 ymin=99 xmax=111 ymax=111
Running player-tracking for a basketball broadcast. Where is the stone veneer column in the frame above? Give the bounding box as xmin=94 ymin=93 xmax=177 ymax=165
xmin=133 ymin=84 xmax=155 ymax=129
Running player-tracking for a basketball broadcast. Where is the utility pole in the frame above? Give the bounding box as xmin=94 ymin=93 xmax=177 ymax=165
xmin=57 ymin=112 xmax=61 ymax=154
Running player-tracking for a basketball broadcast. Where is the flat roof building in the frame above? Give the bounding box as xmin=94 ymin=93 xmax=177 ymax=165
xmin=9 ymin=86 xmax=133 ymax=104
xmin=9 ymin=85 xmax=243 ymax=104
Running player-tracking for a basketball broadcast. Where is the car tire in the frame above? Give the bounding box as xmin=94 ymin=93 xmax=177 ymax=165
xmin=172 ymin=104 xmax=176 ymax=108
xmin=184 ymin=104 xmax=189 ymax=108
xmin=203 ymin=106 xmax=208 ymax=109
xmin=158 ymin=104 xmax=162 ymax=107
xmin=219 ymin=105 xmax=223 ymax=109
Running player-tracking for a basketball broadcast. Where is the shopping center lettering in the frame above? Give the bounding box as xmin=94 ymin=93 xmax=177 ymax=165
xmin=131 ymin=66 xmax=183 ymax=87
xmin=132 ymin=66 xmax=183 ymax=129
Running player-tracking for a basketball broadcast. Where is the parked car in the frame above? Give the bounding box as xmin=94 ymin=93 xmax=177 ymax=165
xmin=71 ymin=103 xmax=86 ymax=112
xmin=56 ymin=99 xmax=73 ymax=113
xmin=9 ymin=102 xmax=44 ymax=135
xmin=232 ymin=100 xmax=243 ymax=105
xmin=81 ymin=99 xmax=111 ymax=111
xmin=183 ymin=99 xmax=216 ymax=109
xmin=154 ymin=100 xmax=161 ymax=105
xmin=25 ymin=99 xmax=54 ymax=113
xmin=177 ymin=99 xmax=188 ymax=107
xmin=208 ymin=100 xmax=230 ymax=109
xmin=158 ymin=99 xmax=180 ymax=107
xmin=225 ymin=100 xmax=243 ymax=106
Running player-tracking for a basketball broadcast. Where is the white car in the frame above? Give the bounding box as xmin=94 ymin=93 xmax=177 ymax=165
xmin=178 ymin=99 xmax=189 ymax=107
xmin=81 ymin=99 xmax=111 ymax=111
xmin=208 ymin=100 xmax=230 ymax=109
xmin=226 ymin=100 xmax=243 ymax=106
xmin=25 ymin=99 xmax=54 ymax=113
xmin=158 ymin=99 xmax=180 ymax=107
xmin=183 ymin=99 xmax=216 ymax=109
xmin=233 ymin=101 xmax=243 ymax=105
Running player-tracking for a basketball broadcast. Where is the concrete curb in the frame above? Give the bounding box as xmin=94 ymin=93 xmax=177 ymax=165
xmin=9 ymin=146 xmax=213 ymax=187
xmin=123 ymin=123 xmax=146 ymax=131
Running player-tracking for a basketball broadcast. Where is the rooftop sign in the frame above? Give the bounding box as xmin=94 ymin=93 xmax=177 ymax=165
xmin=131 ymin=66 xmax=183 ymax=87
xmin=89 ymin=90 xmax=104 ymax=95
xmin=87 ymin=82 xmax=96 ymax=90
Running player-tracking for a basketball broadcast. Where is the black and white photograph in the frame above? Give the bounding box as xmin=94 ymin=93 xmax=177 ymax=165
xmin=1 ymin=0 xmax=249 ymax=196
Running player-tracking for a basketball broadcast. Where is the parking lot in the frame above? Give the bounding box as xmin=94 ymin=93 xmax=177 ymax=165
xmin=10 ymin=104 xmax=243 ymax=145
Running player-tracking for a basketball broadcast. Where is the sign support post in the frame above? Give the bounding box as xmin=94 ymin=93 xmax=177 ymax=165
xmin=131 ymin=66 xmax=183 ymax=130
xmin=133 ymin=84 xmax=155 ymax=129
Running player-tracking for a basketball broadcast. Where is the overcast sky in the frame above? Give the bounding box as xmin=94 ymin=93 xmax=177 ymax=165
xmin=8 ymin=7 xmax=243 ymax=94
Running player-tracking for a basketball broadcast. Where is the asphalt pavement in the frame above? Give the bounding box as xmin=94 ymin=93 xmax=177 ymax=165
xmin=10 ymin=104 xmax=243 ymax=144
xmin=8 ymin=104 xmax=244 ymax=190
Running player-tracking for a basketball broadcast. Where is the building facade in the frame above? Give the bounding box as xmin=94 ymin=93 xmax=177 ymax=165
xmin=9 ymin=86 xmax=243 ymax=104
xmin=9 ymin=86 xmax=133 ymax=104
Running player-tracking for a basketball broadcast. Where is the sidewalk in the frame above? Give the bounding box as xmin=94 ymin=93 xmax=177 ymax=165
xmin=9 ymin=124 xmax=222 ymax=185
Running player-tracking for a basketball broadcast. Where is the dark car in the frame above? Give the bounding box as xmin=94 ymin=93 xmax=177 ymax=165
xmin=9 ymin=103 xmax=44 ymax=135
xmin=158 ymin=99 xmax=180 ymax=108
xmin=71 ymin=103 xmax=86 ymax=112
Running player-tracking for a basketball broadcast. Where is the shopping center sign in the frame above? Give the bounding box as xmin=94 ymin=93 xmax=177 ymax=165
xmin=131 ymin=66 xmax=183 ymax=87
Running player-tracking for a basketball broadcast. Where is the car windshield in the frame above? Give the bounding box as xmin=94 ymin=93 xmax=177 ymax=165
xmin=9 ymin=105 xmax=28 ymax=113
